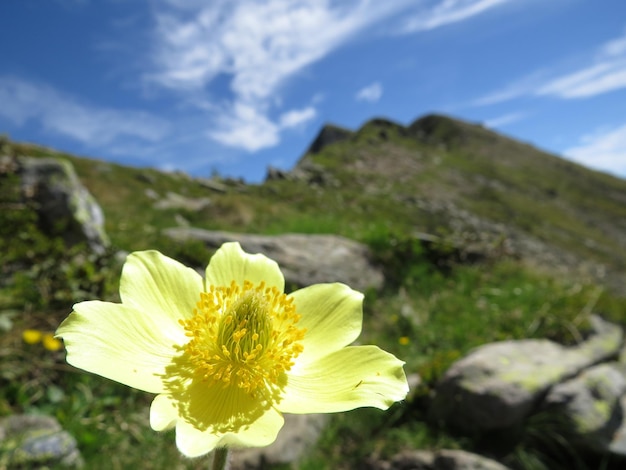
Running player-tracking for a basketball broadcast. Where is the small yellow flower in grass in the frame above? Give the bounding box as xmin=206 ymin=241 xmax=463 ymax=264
xmin=399 ymin=336 xmax=410 ymax=346
xmin=42 ymin=333 xmax=63 ymax=352
xmin=23 ymin=329 xmax=43 ymax=345
xmin=56 ymin=242 xmax=409 ymax=458
xmin=23 ymin=329 xmax=63 ymax=351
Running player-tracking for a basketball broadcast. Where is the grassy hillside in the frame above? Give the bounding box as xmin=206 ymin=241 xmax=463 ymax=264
xmin=1 ymin=115 xmax=626 ymax=469
xmin=8 ymin=114 xmax=626 ymax=283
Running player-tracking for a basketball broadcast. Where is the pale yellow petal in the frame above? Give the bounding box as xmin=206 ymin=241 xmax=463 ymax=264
xmin=288 ymin=283 xmax=363 ymax=365
xmin=175 ymin=420 xmax=222 ymax=458
xmin=150 ymin=394 xmax=178 ymax=431
xmin=217 ymin=406 xmax=283 ymax=448
xmin=205 ymin=242 xmax=284 ymax=291
xmin=120 ymin=250 xmax=203 ymax=324
xmin=56 ymin=301 xmax=182 ymax=393
xmin=170 ymin=378 xmax=285 ymax=457
xmin=278 ymin=345 xmax=408 ymax=414
xmin=175 ymin=407 xmax=284 ymax=457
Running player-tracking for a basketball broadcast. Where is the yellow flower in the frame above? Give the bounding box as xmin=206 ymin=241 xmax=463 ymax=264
xmin=23 ymin=329 xmax=43 ymax=345
xmin=399 ymin=336 xmax=410 ymax=346
xmin=42 ymin=333 xmax=63 ymax=352
xmin=56 ymin=242 xmax=408 ymax=457
xmin=23 ymin=329 xmax=63 ymax=351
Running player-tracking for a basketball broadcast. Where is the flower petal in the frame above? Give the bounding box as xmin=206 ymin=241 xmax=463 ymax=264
xmin=169 ymin=377 xmax=285 ymax=457
xmin=150 ymin=394 xmax=178 ymax=431
xmin=205 ymin=242 xmax=284 ymax=291
xmin=175 ymin=420 xmax=222 ymax=458
xmin=289 ymin=283 xmax=363 ymax=366
xmin=175 ymin=407 xmax=284 ymax=457
xmin=120 ymin=250 xmax=203 ymax=323
xmin=278 ymin=345 xmax=409 ymax=414
xmin=56 ymin=301 xmax=183 ymax=393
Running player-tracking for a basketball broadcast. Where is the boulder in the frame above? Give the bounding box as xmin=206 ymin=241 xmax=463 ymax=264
xmin=17 ymin=156 xmax=109 ymax=254
xmin=306 ymin=123 xmax=354 ymax=155
xmin=163 ymin=229 xmax=385 ymax=292
xmin=153 ymin=191 xmax=211 ymax=211
xmin=266 ymin=160 xmax=338 ymax=187
xmin=543 ymin=362 xmax=626 ymax=456
xmin=432 ymin=450 xmax=511 ymax=470
xmin=0 ymin=414 xmax=82 ymax=468
xmin=196 ymin=177 xmax=228 ymax=193
xmin=366 ymin=449 xmax=511 ymax=470
xmin=431 ymin=315 xmax=623 ymax=432
xmin=265 ymin=166 xmax=290 ymax=181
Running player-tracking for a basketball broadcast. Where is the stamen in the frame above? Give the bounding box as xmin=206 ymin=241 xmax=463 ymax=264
xmin=180 ymin=281 xmax=306 ymax=397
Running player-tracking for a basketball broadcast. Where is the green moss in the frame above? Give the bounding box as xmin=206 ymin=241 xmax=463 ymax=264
xmin=500 ymin=363 xmax=569 ymax=393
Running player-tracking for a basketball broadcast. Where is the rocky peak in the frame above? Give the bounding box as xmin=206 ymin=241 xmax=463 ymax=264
xmin=306 ymin=123 xmax=354 ymax=154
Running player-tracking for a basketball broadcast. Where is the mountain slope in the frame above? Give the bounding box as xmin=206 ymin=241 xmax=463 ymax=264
xmin=291 ymin=114 xmax=626 ymax=291
xmin=4 ymin=113 xmax=626 ymax=293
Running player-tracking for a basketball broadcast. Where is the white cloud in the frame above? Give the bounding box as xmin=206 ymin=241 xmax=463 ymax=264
xmin=279 ymin=106 xmax=317 ymax=128
xmin=0 ymin=76 xmax=169 ymax=146
xmin=398 ymin=0 xmax=511 ymax=33
xmin=474 ymin=28 xmax=626 ymax=105
xmin=147 ymin=0 xmax=397 ymax=151
xmin=356 ymin=82 xmax=383 ymax=102
xmin=483 ymin=111 xmax=526 ymax=128
xmin=146 ymin=0 xmax=511 ymax=152
xmin=470 ymin=69 xmax=550 ymax=106
xmin=537 ymin=61 xmax=626 ymax=99
xmin=147 ymin=1 xmax=392 ymax=97
xmin=601 ymin=31 xmax=626 ymax=57
xmin=209 ymin=104 xmax=317 ymax=151
xmin=564 ymin=123 xmax=626 ymax=176
xmin=209 ymin=102 xmax=280 ymax=152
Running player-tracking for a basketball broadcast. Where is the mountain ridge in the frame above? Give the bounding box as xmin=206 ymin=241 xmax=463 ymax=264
xmin=287 ymin=114 xmax=626 ymax=292
xmin=3 ymin=113 xmax=625 ymax=294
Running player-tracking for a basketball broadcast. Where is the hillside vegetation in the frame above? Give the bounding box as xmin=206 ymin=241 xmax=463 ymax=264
xmin=1 ymin=114 xmax=626 ymax=469
xmin=10 ymin=114 xmax=626 ymax=284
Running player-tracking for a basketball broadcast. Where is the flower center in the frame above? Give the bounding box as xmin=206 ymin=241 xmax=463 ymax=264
xmin=180 ymin=280 xmax=305 ymax=396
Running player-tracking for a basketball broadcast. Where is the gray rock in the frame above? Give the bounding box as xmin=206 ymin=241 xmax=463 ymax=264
xmin=144 ymin=188 xmax=159 ymax=200
xmin=433 ymin=449 xmax=508 ymax=470
xmin=196 ymin=177 xmax=229 ymax=193
xmin=17 ymin=156 xmax=109 ymax=255
xmin=609 ymin=396 xmax=626 ymax=456
xmin=543 ymin=362 xmax=626 ymax=455
xmin=433 ymin=450 xmax=511 ymax=470
xmin=431 ymin=315 xmax=623 ymax=432
xmin=306 ymin=123 xmax=354 ymax=155
xmin=367 ymin=449 xmax=511 ymax=470
xmin=265 ymin=166 xmax=290 ymax=181
xmin=580 ymin=314 xmax=625 ymax=363
xmin=163 ymin=229 xmax=385 ymax=292
xmin=153 ymin=191 xmax=211 ymax=211
xmin=0 ymin=414 xmax=82 ymax=468
xmin=266 ymin=160 xmax=338 ymax=187
xmin=230 ymin=414 xmax=328 ymax=469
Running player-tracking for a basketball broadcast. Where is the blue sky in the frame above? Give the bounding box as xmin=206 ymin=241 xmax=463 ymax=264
xmin=1 ymin=0 xmax=626 ymax=182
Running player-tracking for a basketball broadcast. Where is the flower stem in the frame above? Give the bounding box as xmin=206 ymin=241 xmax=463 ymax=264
xmin=211 ymin=447 xmax=229 ymax=470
